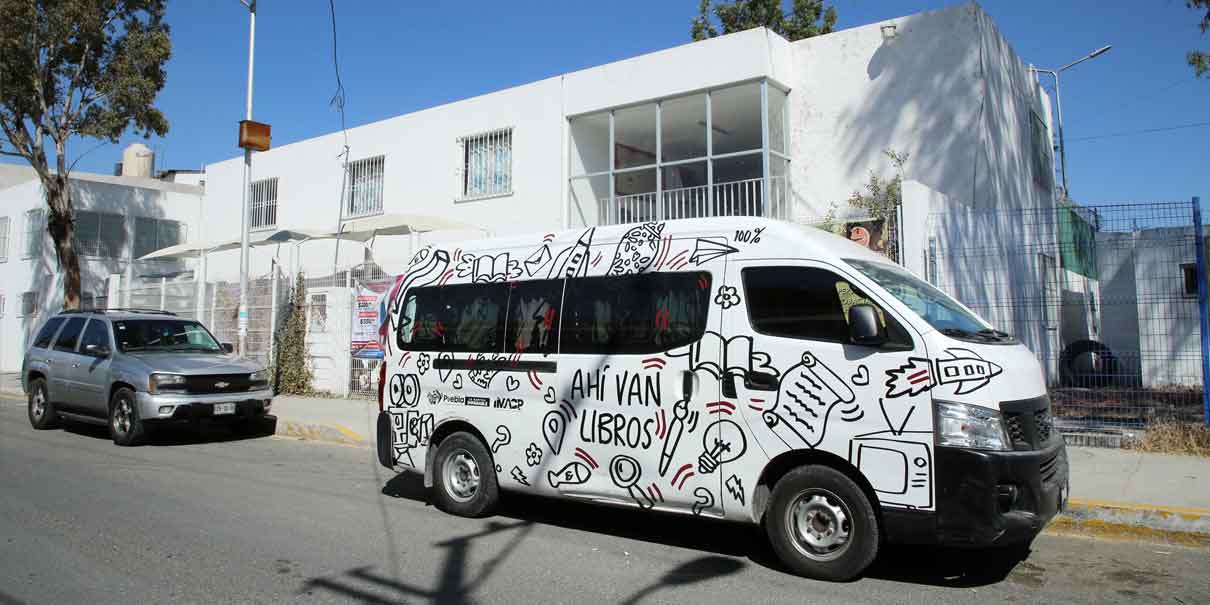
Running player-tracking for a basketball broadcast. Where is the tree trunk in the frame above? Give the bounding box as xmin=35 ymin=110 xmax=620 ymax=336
xmin=45 ymin=178 xmax=81 ymax=310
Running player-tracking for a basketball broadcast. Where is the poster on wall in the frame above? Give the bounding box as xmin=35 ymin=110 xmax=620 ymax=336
xmin=351 ymin=282 xmax=388 ymax=359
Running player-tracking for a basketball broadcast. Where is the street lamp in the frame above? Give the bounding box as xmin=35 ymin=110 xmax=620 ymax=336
xmin=236 ymin=0 xmax=256 ymax=357
xmin=1031 ymin=45 xmax=1112 ymax=198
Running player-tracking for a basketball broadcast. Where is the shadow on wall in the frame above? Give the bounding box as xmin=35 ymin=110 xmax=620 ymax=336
xmin=23 ymin=178 xmax=176 ymax=341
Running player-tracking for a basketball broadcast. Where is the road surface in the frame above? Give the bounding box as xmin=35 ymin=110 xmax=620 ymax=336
xmin=0 ymin=397 xmax=1206 ymax=604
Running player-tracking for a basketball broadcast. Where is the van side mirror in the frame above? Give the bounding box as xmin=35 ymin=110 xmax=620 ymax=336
xmin=849 ymin=304 xmax=887 ymax=346
xmin=84 ymin=343 xmax=110 ymax=357
xmin=221 ymin=342 xmax=235 ymax=354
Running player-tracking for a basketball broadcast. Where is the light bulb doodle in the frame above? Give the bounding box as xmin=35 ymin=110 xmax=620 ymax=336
xmin=697 ymin=419 xmax=748 ymax=474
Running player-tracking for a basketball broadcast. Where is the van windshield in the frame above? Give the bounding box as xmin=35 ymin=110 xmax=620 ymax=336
xmin=845 ymin=259 xmax=1010 ymax=341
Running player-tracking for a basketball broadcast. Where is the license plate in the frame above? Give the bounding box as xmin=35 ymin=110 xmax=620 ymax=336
xmin=214 ymin=402 xmax=236 ymax=415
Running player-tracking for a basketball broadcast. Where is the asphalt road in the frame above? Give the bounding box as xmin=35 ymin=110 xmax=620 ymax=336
xmin=1 ymin=397 xmax=1207 ymax=605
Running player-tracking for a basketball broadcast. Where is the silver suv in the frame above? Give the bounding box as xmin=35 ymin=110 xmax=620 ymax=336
xmin=22 ymin=309 xmax=273 ymax=446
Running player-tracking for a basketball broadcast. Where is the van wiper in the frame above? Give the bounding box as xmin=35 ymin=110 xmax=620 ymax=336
xmin=976 ymin=328 xmax=1012 ymax=340
xmin=940 ymin=328 xmax=1008 ymax=342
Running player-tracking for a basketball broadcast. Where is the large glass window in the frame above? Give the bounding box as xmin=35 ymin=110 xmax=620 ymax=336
xmin=661 ymin=93 xmax=706 ymax=162
xmin=561 ymin=272 xmax=711 ymax=354
xmin=0 ymin=216 xmax=10 ymax=262
xmin=743 ymin=266 xmax=911 ymax=346
xmin=24 ymin=208 xmax=44 ymax=259
xmin=75 ymin=211 xmax=126 ymax=258
xmin=710 ymin=82 xmax=762 ymax=155
xmin=613 ymin=104 xmax=657 ymax=169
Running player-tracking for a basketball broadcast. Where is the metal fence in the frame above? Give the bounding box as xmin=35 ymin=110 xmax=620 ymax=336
xmin=598 ymin=176 xmax=792 ymax=226
xmin=926 ymin=198 xmax=1208 ymax=445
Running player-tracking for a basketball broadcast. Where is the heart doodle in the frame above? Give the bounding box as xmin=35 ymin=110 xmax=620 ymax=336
xmin=506 ymin=376 xmax=520 ymax=392
xmin=452 ymin=374 xmax=464 ymax=390
xmin=543 ymin=386 xmax=556 ymax=404
xmin=852 ymin=365 xmax=870 ymax=386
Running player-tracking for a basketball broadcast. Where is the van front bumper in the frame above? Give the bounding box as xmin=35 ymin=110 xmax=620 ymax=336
xmin=884 ymin=440 xmax=1069 ymax=547
xmin=135 ymin=389 xmax=274 ymax=423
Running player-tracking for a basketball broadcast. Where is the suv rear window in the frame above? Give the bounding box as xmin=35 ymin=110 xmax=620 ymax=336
xmin=32 ymin=317 xmax=65 ymax=349
xmin=53 ymin=317 xmax=87 ymax=352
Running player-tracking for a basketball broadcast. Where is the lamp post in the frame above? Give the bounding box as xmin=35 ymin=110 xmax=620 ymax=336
xmin=1031 ymin=45 xmax=1112 ymax=198
xmin=237 ymin=0 xmax=256 ymax=357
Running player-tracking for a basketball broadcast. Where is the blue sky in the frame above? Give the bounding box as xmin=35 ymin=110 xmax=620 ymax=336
xmin=7 ymin=1 xmax=1209 ymax=204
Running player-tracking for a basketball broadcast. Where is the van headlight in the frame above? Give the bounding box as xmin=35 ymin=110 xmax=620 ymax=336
xmin=935 ymin=400 xmax=1011 ymax=451
xmin=249 ymin=369 xmax=269 ymax=388
xmin=149 ymin=373 xmax=187 ymax=394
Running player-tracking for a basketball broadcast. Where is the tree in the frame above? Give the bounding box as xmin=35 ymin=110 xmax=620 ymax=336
xmin=691 ymin=0 xmax=837 ymax=42
xmin=0 ymin=1 xmax=171 ymax=310
xmin=1190 ymin=1 xmax=1210 ymax=77
xmin=272 ymin=274 xmax=313 ymax=395
xmin=819 ymin=150 xmax=908 ymax=263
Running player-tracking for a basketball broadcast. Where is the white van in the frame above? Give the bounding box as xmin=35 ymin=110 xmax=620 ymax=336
xmin=374 ymin=217 xmax=1068 ymax=581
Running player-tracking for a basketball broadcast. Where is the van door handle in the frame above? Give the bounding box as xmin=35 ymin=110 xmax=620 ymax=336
xmin=681 ymin=370 xmax=696 ymax=401
xmin=744 ymin=370 xmax=780 ymax=391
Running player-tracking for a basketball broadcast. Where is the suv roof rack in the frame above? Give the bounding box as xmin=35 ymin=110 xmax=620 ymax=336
xmin=59 ymin=308 xmax=178 ymax=316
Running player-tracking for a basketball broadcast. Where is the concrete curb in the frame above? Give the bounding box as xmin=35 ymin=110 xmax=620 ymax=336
xmin=273 ymin=418 xmax=369 ymax=448
xmin=1047 ymin=498 xmax=1210 ymax=547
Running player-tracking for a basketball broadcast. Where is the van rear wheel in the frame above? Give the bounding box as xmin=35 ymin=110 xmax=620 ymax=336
xmin=431 ymin=431 xmax=499 ymax=517
xmin=765 ymin=465 xmax=880 ymax=581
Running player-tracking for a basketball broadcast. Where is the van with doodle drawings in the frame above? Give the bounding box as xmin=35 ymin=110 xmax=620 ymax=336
xmin=373 ymin=217 xmax=1069 ymax=581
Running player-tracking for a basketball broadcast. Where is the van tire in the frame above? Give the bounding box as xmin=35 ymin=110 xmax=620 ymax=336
xmin=27 ymin=378 xmax=59 ymax=430
xmin=765 ymin=465 xmax=880 ymax=581
xmin=431 ymin=432 xmax=498 ymax=517
xmin=108 ymin=387 xmax=147 ymax=447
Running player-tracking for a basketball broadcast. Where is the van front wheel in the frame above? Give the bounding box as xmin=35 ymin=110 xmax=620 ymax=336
xmin=432 ymin=432 xmax=499 ymax=517
xmin=765 ymin=465 xmax=880 ymax=581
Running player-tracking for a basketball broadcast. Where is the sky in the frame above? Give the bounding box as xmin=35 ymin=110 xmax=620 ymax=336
xmin=4 ymin=0 xmax=1208 ymax=204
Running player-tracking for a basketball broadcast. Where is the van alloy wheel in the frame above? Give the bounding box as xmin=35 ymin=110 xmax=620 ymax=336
xmin=786 ymin=488 xmax=853 ymax=562
xmin=443 ymin=449 xmax=480 ymax=503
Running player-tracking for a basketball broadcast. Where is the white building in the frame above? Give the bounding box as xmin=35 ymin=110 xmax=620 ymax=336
xmin=0 ymin=161 xmax=204 ymax=373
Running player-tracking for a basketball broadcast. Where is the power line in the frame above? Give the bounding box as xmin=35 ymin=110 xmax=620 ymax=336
xmin=1067 ymin=121 xmax=1210 ymax=143
xmin=328 ymin=0 xmax=348 ymax=156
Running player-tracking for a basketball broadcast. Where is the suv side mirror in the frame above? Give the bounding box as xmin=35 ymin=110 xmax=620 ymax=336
xmin=849 ymin=304 xmax=887 ymax=346
xmin=84 ymin=343 xmax=111 ymax=358
xmin=221 ymin=342 xmax=235 ymax=354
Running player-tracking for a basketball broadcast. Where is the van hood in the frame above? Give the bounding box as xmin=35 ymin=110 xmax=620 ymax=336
xmin=922 ymin=334 xmax=1047 ymax=412
xmin=126 ymin=352 xmax=263 ymax=375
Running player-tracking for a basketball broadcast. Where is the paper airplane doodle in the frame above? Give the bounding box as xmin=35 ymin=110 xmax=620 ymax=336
xmin=688 ymin=238 xmax=740 ymax=265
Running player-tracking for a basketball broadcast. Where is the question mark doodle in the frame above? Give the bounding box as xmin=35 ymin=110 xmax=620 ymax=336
xmin=491 ymin=425 xmax=512 ymax=454
xmin=692 ymin=487 xmax=715 ymax=516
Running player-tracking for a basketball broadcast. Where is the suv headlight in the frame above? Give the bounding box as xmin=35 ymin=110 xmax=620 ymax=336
xmin=935 ymin=400 xmax=1011 ymax=451
xmin=149 ymin=373 xmax=187 ymax=394
xmin=249 ymin=369 xmax=269 ymax=387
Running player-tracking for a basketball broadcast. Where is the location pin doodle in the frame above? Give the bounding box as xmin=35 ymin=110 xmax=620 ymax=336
xmin=698 ymin=419 xmax=748 ymax=474
xmin=490 ymin=425 xmax=512 ymax=453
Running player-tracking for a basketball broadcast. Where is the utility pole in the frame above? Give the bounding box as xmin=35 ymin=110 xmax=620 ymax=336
xmin=237 ymin=0 xmax=256 ymax=357
xmin=1030 ymin=45 xmax=1112 ymax=198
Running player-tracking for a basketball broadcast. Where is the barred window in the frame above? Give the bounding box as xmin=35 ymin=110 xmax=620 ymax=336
xmin=24 ymin=209 xmax=45 ymax=259
xmin=21 ymin=291 xmax=37 ymax=316
xmin=250 ymin=177 xmax=278 ymax=230
xmin=346 ymin=155 xmax=385 ymax=218
xmin=1030 ymin=111 xmax=1053 ymax=190
xmin=0 ymin=216 xmax=9 ymax=262
xmin=459 ymin=128 xmax=512 ymax=200
xmin=0 ymin=293 xmax=5 ymax=317
xmin=74 ymin=211 xmax=126 ymax=258
xmin=134 ymin=217 xmax=184 ymax=259
xmin=309 ymin=293 xmax=328 ymax=333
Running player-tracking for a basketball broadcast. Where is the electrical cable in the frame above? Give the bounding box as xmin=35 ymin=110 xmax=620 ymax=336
xmin=1067 ymin=121 xmax=1210 ymax=143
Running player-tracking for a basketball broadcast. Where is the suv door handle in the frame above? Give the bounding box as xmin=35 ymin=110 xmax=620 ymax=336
xmin=44 ymin=358 xmax=53 ymax=365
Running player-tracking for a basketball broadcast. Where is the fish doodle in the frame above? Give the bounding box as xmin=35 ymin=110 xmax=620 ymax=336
xmin=547 ymin=461 xmax=592 ymax=488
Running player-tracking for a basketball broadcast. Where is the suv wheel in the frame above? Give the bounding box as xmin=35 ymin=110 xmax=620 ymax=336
xmin=27 ymin=378 xmax=59 ymax=430
xmin=109 ymin=387 xmax=147 ymax=447
xmin=431 ymin=432 xmax=499 ymax=517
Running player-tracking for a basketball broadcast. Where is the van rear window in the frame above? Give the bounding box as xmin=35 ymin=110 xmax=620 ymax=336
xmin=404 ymin=283 xmax=508 ymax=353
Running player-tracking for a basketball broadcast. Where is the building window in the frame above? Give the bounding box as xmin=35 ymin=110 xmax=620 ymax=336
xmin=0 ymin=216 xmax=9 ymax=262
xmin=345 ymin=155 xmax=385 ymax=218
xmin=250 ymin=177 xmax=278 ymax=230
xmin=24 ymin=209 xmax=44 ymax=259
xmin=74 ymin=211 xmax=126 ymax=258
xmin=1040 ymin=253 xmax=1058 ymax=329
xmin=21 ymin=291 xmax=37 ymax=317
xmin=0 ymin=293 xmax=5 ymax=318
xmin=1030 ymin=111 xmax=1054 ymax=191
xmin=309 ymin=293 xmax=328 ymax=333
xmin=1182 ymin=263 xmax=1199 ymax=297
xmin=459 ymin=128 xmax=512 ymax=200
xmin=926 ymin=237 xmax=938 ymax=285
xmin=134 ymin=217 xmax=184 ymax=259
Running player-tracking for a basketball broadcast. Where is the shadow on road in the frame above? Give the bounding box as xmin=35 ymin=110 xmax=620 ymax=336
xmin=59 ymin=414 xmax=277 ymax=446
xmin=377 ymin=471 xmax=1030 ymax=590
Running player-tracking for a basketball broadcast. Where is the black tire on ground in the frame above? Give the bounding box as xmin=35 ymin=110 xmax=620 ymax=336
xmin=1059 ymin=340 xmax=1119 ymax=387
xmin=108 ymin=387 xmax=147 ymax=447
xmin=431 ymin=431 xmax=499 ymax=518
xmin=27 ymin=377 xmax=59 ymax=430
xmin=765 ymin=465 xmax=880 ymax=582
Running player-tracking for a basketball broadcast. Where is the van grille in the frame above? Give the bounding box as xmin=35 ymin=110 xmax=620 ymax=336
xmin=1000 ymin=396 xmax=1054 ymax=451
xmin=1040 ymin=452 xmax=1061 ymax=485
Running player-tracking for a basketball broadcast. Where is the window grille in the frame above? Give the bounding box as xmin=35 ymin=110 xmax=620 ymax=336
xmin=134 ymin=217 xmax=185 ymax=259
xmin=74 ymin=211 xmax=125 ymax=258
xmin=20 ymin=291 xmax=37 ymax=316
xmin=0 ymin=216 xmax=9 ymax=262
xmin=345 ymin=155 xmax=385 ymax=218
xmin=250 ymin=177 xmax=278 ymax=230
xmin=24 ymin=209 xmax=44 ymax=259
xmin=459 ymin=128 xmax=512 ymax=200
xmin=0 ymin=293 xmax=5 ymax=318
xmin=309 ymin=293 xmax=328 ymax=333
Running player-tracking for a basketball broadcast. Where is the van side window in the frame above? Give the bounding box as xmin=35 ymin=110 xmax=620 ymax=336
xmin=406 ymin=283 xmax=507 ymax=352
xmin=53 ymin=317 xmax=87 ymax=352
xmin=561 ymin=272 xmax=711 ymax=354
xmin=505 ymin=279 xmax=562 ymax=354
xmin=32 ymin=317 xmax=65 ymax=349
xmin=743 ymin=266 xmax=911 ymax=347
